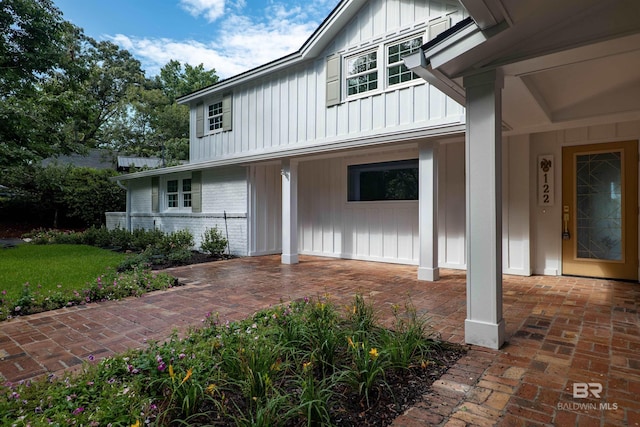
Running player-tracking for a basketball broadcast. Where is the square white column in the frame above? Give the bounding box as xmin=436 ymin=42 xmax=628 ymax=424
xmin=281 ymin=159 xmax=299 ymax=264
xmin=418 ymin=140 xmax=439 ymax=281
xmin=463 ymin=69 xmax=505 ymax=349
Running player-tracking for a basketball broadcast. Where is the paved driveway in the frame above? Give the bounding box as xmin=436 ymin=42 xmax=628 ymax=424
xmin=0 ymin=255 xmax=638 ymax=425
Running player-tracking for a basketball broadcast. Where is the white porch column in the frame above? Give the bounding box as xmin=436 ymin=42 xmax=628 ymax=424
xmin=281 ymin=159 xmax=299 ymax=264
xmin=464 ymin=69 xmax=505 ymax=349
xmin=418 ymin=140 xmax=439 ymax=281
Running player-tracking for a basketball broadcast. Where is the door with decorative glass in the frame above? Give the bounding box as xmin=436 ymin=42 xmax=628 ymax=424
xmin=562 ymin=141 xmax=638 ymax=281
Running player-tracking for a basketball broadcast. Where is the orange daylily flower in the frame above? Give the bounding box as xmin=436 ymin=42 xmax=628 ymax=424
xmin=181 ymin=367 xmax=193 ymax=385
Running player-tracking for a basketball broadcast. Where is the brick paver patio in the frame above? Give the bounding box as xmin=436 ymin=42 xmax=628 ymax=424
xmin=1 ymin=255 xmax=639 ymax=425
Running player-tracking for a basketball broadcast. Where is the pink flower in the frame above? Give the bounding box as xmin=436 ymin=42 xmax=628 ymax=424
xmin=72 ymin=407 xmax=84 ymax=415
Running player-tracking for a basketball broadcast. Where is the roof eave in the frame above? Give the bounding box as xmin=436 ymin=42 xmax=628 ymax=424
xmin=177 ymin=0 xmax=369 ymax=105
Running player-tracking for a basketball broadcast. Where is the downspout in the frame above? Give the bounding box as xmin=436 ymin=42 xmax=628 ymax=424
xmin=116 ymin=179 xmax=132 ymax=232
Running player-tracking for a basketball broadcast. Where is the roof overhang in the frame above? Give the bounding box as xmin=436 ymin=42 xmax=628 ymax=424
xmin=405 ymin=0 xmax=640 ymax=134
xmin=110 ymin=122 xmax=465 ymax=181
xmin=177 ymin=0 xmax=367 ymax=105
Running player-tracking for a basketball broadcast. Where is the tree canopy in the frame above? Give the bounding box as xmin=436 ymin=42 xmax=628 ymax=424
xmin=0 ymin=0 xmax=219 ymax=169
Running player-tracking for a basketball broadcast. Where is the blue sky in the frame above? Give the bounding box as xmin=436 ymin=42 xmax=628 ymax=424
xmin=53 ymin=0 xmax=340 ymax=78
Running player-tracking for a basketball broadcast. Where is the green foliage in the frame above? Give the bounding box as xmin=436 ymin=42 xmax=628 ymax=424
xmin=0 ymin=164 xmax=125 ymax=228
xmin=0 ymin=244 xmax=126 ymax=300
xmin=160 ymin=229 xmax=194 ymax=252
xmin=0 ymin=246 xmax=176 ymax=321
xmin=201 ymin=226 xmax=228 ymax=255
xmin=0 ymin=294 xmax=454 ymax=425
xmin=26 ymin=226 xmax=198 ymax=271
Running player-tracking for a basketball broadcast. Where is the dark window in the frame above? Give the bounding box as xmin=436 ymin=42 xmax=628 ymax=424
xmin=348 ymin=159 xmax=418 ymax=201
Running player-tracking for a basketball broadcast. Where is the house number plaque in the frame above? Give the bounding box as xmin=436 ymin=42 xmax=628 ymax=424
xmin=538 ymin=155 xmax=554 ymax=206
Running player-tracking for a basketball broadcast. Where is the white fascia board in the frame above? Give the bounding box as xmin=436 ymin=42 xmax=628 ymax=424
xmin=109 ymin=122 xmax=465 ymax=181
xmin=300 ymin=0 xmax=367 ymax=59
xmin=178 ymin=0 xmax=368 ymax=105
xmin=177 ymin=53 xmax=303 ymax=105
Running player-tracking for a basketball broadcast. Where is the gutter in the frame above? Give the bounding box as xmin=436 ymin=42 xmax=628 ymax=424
xmin=108 ymin=122 xmax=466 ymax=181
xmin=403 ymin=17 xmax=508 ymax=106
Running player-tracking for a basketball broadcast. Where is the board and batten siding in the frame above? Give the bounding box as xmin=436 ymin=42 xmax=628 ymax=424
xmin=530 ymin=119 xmax=640 ymax=276
xmin=248 ymin=163 xmax=283 ymax=256
xmin=189 ymin=0 xmax=465 ymax=163
xmin=298 ymin=152 xmax=420 ymax=264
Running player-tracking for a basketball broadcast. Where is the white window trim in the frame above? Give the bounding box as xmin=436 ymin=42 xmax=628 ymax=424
xmin=162 ymin=174 xmax=193 ymax=212
xmin=385 ymin=34 xmax=424 ymax=89
xmin=344 ymin=48 xmax=380 ymax=100
xmin=205 ymin=99 xmax=224 ymax=135
xmin=342 ymin=31 xmax=427 ymax=102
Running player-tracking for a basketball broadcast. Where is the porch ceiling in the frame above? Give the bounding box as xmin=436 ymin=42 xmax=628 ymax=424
xmin=426 ymin=0 xmax=640 ymax=134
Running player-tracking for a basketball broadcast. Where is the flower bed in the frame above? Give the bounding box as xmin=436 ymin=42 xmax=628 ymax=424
xmin=0 ymin=295 xmax=465 ymax=426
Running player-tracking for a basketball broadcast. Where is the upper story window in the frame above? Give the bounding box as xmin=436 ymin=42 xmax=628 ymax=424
xmin=387 ymin=36 xmax=423 ymax=86
xmin=327 ymin=17 xmax=451 ymax=107
xmin=207 ymin=101 xmax=223 ymax=131
xmin=196 ymin=93 xmax=232 ymax=138
xmin=346 ymin=51 xmax=378 ymax=96
xmin=342 ymin=34 xmax=424 ymax=101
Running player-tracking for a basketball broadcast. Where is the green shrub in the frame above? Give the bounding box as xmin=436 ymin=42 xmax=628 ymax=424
xmin=201 ymin=226 xmax=228 ymax=255
xmin=109 ymin=227 xmax=133 ymax=250
xmin=131 ymin=227 xmax=165 ymax=251
xmin=166 ymin=248 xmax=193 ymax=264
xmin=81 ymin=225 xmax=112 ymax=247
xmin=160 ymin=229 xmax=194 ymax=252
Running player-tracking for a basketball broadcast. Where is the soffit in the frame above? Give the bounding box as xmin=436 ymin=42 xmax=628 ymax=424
xmin=427 ymin=0 xmax=640 ymax=133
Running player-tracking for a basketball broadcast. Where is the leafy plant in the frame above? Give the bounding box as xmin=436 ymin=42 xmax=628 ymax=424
xmin=201 ymin=226 xmax=228 ymax=255
xmin=0 ymin=294 xmax=461 ymax=425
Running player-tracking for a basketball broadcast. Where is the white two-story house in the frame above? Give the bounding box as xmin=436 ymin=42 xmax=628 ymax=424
xmin=110 ymin=0 xmax=640 ymax=349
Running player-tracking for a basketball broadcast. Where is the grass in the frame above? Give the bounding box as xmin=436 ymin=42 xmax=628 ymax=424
xmin=0 ymin=244 xmax=127 ymax=300
xmin=0 ymin=294 xmax=464 ymax=426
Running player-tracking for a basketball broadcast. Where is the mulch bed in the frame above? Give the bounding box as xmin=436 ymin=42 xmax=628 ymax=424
xmin=148 ymin=251 xmax=235 ymax=270
xmin=190 ymin=343 xmax=466 ymax=426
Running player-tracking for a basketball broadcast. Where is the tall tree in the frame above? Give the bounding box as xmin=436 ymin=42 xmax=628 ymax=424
xmin=0 ymin=0 xmax=67 ymax=94
xmin=0 ymin=0 xmax=76 ymax=166
xmin=105 ymin=61 xmax=219 ymax=164
xmin=0 ymin=0 xmax=145 ymax=168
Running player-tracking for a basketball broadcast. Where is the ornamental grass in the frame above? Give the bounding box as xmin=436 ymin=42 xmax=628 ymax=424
xmin=0 ymin=294 xmax=464 ymax=426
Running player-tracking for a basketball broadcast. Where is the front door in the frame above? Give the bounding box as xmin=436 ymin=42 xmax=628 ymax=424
xmin=562 ymin=141 xmax=638 ymax=281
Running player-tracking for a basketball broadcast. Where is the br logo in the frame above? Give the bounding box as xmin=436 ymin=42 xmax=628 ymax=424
xmin=573 ymin=382 xmax=602 ymax=399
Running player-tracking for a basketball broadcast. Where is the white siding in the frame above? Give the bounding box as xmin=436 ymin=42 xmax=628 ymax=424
xmin=298 ymin=148 xmax=420 ymax=264
xmin=189 ymin=0 xmax=465 ymax=163
xmin=530 ymin=119 xmax=640 ymax=275
xmin=502 ymin=135 xmax=531 ymax=275
xmin=249 ymin=163 xmax=282 ymax=255
xmin=125 ymin=167 xmax=249 ymax=256
xmin=437 ymin=141 xmax=466 ymax=269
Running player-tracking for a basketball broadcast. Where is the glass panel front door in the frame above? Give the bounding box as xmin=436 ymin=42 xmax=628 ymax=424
xmin=562 ymin=141 xmax=638 ymax=281
xmin=575 ymin=152 xmax=622 ymax=261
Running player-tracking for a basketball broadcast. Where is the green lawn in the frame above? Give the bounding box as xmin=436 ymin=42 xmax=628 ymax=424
xmin=0 ymin=244 xmax=127 ymax=299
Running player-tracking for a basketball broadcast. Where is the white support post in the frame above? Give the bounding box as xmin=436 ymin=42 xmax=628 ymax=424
xmin=463 ymin=69 xmax=505 ymax=349
xmin=281 ymin=159 xmax=299 ymax=264
xmin=418 ymin=140 xmax=440 ymax=281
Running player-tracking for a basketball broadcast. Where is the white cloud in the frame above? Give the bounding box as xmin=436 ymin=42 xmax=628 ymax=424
xmin=108 ymin=0 xmax=339 ymax=79
xmin=179 ymin=0 xmax=226 ymax=22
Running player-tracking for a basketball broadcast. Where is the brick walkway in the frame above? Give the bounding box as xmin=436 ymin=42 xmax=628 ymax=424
xmin=0 ymin=255 xmax=639 ymax=425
